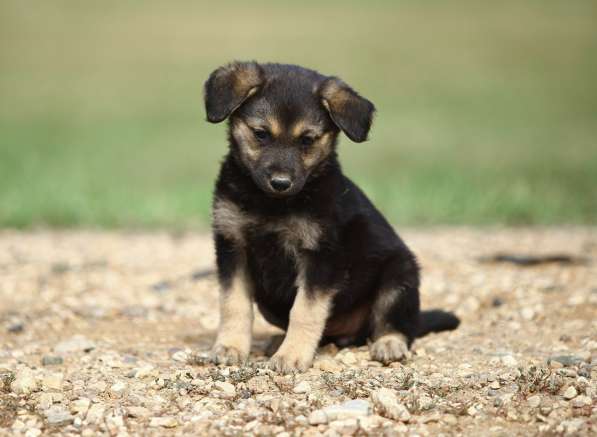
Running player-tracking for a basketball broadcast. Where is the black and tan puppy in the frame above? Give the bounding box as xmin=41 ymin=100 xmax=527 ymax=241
xmin=204 ymin=61 xmax=459 ymax=372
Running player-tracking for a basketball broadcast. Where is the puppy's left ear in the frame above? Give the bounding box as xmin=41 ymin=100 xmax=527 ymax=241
xmin=204 ymin=61 xmax=264 ymax=123
xmin=319 ymin=77 xmax=375 ymax=142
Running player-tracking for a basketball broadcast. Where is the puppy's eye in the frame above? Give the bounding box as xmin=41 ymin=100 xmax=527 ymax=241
xmin=299 ymin=135 xmax=315 ymax=147
xmin=252 ymin=129 xmax=270 ymax=141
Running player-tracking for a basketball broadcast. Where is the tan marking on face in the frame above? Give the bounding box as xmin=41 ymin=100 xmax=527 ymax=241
xmin=213 ymin=261 xmax=254 ymax=359
xmin=232 ymin=119 xmax=261 ymax=161
xmin=303 ymin=132 xmax=333 ymax=168
xmin=269 ymin=261 xmax=333 ymax=372
xmin=266 ymin=116 xmax=282 ymax=137
xmin=212 ymin=198 xmax=255 ymax=244
xmin=244 ymin=116 xmax=283 ymax=138
xmin=290 ymin=120 xmax=322 ymax=138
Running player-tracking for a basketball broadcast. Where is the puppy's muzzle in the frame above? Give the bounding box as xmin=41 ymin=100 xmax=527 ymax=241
xmin=269 ymin=176 xmax=292 ymax=193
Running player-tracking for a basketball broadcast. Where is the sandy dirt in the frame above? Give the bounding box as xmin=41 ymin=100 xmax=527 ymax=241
xmin=0 ymin=228 xmax=595 ymax=436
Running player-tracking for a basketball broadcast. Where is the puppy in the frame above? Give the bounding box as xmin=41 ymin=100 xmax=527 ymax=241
xmin=204 ymin=61 xmax=459 ymax=373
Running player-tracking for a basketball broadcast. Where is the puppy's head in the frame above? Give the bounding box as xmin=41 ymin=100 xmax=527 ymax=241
xmin=204 ymin=61 xmax=375 ymax=197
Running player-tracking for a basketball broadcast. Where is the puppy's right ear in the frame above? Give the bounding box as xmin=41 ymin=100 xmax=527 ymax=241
xmin=204 ymin=61 xmax=264 ymax=123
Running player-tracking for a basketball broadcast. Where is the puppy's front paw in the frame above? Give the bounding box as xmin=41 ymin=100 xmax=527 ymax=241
xmin=209 ymin=343 xmax=248 ymax=365
xmin=370 ymin=333 xmax=411 ymax=365
xmin=269 ymin=350 xmax=313 ymax=373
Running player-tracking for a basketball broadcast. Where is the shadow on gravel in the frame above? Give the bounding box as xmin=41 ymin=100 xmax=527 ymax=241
xmin=477 ymin=253 xmax=590 ymax=267
xmin=152 ymin=268 xmax=216 ymax=293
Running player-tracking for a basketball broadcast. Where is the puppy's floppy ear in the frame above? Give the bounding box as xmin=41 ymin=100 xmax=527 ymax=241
xmin=204 ymin=61 xmax=264 ymax=123
xmin=319 ymin=77 xmax=375 ymax=143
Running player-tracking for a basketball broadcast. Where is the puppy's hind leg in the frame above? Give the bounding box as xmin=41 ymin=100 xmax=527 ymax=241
xmin=369 ymin=254 xmax=421 ymax=364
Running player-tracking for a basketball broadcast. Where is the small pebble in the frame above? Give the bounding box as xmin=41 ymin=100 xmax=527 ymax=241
xmin=293 ymin=381 xmax=311 ymax=394
xmin=215 ymin=381 xmax=236 ymax=398
xmin=150 ymin=417 xmax=178 ymax=428
xmin=10 ymin=369 xmax=39 ymax=395
xmin=7 ymin=321 xmax=25 ymax=333
xmin=42 ymin=356 xmax=63 ymax=366
xmin=501 ymin=355 xmax=518 ymax=367
xmin=563 ymin=386 xmax=578 ymax=400
xmin=371 ymin=388 xmax=410 ymax=422
xmin=309 ymin=409 xmax=328 ymax=425
xmin=54 ymin=335 xmax=95 ymax=354
xmin=42 ymin=373 xmax=63 ymax=391
xmin=549 ymin=355 xmax=582 ymax=367
xmin=45 ymin=406 xmax=74 ymax=426
xmin=571 ymin=395 xmax=591 ymax=407
xmin=323 ymin=399 xmax=371 ymax=420
xmin=527 ymin=395 xmax=541 ymax=408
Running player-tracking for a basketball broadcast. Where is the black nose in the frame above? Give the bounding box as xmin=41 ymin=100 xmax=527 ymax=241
xmin=269 ymin=177 xmax=292 ymax=192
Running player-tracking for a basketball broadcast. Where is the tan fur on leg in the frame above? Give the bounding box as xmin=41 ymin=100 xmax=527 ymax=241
xmin=270 ymin=276 xmax=332 ymax=373
xmin=210 ymin=268 xmax=254 ymax=365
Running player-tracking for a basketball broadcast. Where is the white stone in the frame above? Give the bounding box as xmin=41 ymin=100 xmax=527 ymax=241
xmin=110 ymin=381 xmax=127 ymax=395
xmin=149 ymin=416 xmax=178 ymax=428
xmin=572 ymin=395 xmax=591 ymax=407
xmin=70 ymin=398 xmax=90 ymax=416
xmin=127 ymin=406 xmax=151 ymax=418
xmin=501 ymin=355 xmax=518 ymax=367
xmin=323 ymin=399 xmax=371 ymax=420
xmin=11 ymin=369 xmax=39 ymax=395
xmin=86 ymin=403 xmax=106 ymax=424
xmin=42 ymin=372 xmax=63 ymax=391
xmin=371 ymin=388 xmax=410 ymax=422
xmin=308 ymin=409 xmax=328 ymax=425
xmin=214 ymin=381 xmax=236 ymax=398
xmin=45 ymin=405 xmax=74 ymax=426
xmin=527 ymin=395 xmax=541 ymax=408
xmin=418 ymin=394 xmax=434 ymax=410
xmin=467 ymin=404 xmax=481 ymax=416
xmin=171 ymin=350 xmax=188 ymax=363
xmin=134 ymin=365 xmax=156 ymax=379
xmin=339 ymin=351 xmax=357 ymax=365
xmin=38 ymin=392 xmax=55 ymax=410
xmin=88 ymin=380 xmax=107 ymax=393
xmin=329 ymin=418 xmax=358 ymax=434
xmin=520 ymin=308 xmax=535 ymax=320
xmin=558 ymin=418 xmax=585 ymax=434
xmin=12 ymin=420 xmax=25 ymax=430
xmin=54 ymin=335 xmax=95 ymax=354
xmin=563 ymin=386 xmax=578 ymax=400
xmin=293 ymin=381 xmax=311 ymax=394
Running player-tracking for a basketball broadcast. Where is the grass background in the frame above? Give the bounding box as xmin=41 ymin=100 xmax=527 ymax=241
xmin=1 ymin=0 xmax=596 ymax=228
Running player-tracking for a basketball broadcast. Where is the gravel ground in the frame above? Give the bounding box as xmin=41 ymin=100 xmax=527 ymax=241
xmin=0 ymin=228 xmax=595 ymax=436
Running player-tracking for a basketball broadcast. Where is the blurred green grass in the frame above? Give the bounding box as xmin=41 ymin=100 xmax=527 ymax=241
xmin=1 ymin=0 xmax=596 ymax=228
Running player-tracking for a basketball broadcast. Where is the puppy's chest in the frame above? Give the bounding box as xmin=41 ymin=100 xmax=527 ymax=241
xmin=213 ymin=199 xmax=322 ymax=257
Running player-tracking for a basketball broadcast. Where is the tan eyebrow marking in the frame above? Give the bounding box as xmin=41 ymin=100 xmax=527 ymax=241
xmin=291 ymin=120 xmax=324 ymax=138
xmin=302 ymin=132 xmax=333 ymax=168
xmin=244 ymin=116 xmax=282 ymax=137
xmin=266 ymin=116 xmax=282 ymax=137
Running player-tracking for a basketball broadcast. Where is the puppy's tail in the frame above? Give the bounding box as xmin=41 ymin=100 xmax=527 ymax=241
xmin=417 ymin=310 xmax=460 ymax=338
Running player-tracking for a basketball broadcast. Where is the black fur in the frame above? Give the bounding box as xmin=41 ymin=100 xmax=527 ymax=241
xmin=206 ymin=62 xmax=459 ymax=363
